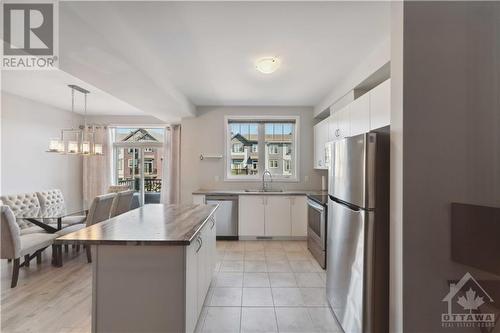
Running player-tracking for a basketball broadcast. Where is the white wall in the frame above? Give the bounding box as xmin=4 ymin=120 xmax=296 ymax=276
xmin=395 ymin=3 xmax=500 ymax=332
xmin=389 ymin=2 xmax=403 ymax=332
xmin=1 ymin=92 xmax=84 ymax=212
xmin=314 ymin=37 xmax=391 ymax=117
xmin=85 ymin=115 xmax=166 ymax=126
xmin=180 ymin=106 xmax=324 ymax=203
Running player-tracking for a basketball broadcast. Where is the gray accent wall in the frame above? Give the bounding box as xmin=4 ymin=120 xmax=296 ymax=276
xmin=180 ymin=106 xmax=324 ymax=204
xmin=392 ymin=2 xmax=500 ymax=332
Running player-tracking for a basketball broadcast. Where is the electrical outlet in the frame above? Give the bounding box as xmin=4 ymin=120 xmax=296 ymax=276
xmin=304 ymin=175 xmax=309 ymax=182
xmin=214 ymin=175 xmax=220 ymax=182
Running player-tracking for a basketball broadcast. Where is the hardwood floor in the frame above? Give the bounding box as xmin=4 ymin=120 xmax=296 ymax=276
xmin=1 ymin=247 xmax=91 ymax=333
xmin=1 ymin=240 xmax=328 ymax=333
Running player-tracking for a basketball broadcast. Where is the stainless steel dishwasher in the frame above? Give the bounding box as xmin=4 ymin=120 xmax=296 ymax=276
xmin=205 ymin=195 xmax=238 ymax=240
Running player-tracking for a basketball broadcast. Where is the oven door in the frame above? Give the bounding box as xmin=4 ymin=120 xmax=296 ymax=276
xmin=307 ymin=199 xmax=326 ymax=250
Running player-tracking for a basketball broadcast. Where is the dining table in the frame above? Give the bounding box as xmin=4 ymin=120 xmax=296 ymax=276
xmin=13 ymin=204 xmax=86 ymax=233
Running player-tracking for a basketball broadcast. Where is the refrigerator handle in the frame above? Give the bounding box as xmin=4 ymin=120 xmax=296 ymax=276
xmin=330 ymin=195 xmax=361 ymax=212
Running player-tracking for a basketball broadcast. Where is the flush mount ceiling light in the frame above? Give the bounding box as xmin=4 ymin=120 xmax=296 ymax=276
xmin=255 ymin=57 xmax=280 ymax=74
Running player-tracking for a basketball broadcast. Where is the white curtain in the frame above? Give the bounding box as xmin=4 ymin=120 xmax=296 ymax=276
xmin=161 ymin=125 xmax=181 ymax=204
xmin=83 ymin=126 xmax=112 ymax=209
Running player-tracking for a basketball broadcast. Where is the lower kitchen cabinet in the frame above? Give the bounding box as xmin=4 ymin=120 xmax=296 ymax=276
xmin=239 ymin=195 xmax=307 ymax=238
xmin=291 ymin=196 xmax=308 ymax=237
xmin=265 ymin=196 xmax=292 ymax=236
xmin=239 ymin=195 xmax=265 ymax=236
xmin=192 ymin=194 xmax=205 ymax=205
xmin=185 ymin=216 xmax=216 ymax=333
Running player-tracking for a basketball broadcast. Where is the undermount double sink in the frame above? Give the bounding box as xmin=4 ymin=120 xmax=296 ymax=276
xmin=244 ymin=189 xmax=284 ymax=193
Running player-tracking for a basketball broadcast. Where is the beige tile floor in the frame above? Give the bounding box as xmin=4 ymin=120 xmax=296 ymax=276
xmin=195 ymin=240 xmax=342 ymax=333
xmin=1 ymin=240 xmax=341 ymax=333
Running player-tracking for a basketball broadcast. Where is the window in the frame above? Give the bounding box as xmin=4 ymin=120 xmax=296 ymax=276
xmin=144 ymin=148 xmax=153 ymax=153
xmin=144 ymin=159 xmax=153 ymax=174
xmin=232 ymin=143 xmax=244 ymax=153
xmin=128 ymin=159 xmax=135 ymax=168
xmin=225 ymin=117 xmax=298 ymax=180
xmin=283 ymin=160 xmax=291 ymax=175
xmin=268 ymin=144 xmax=279 ymax=154
xmin=283 ymin=144 xmax=291 ymax=156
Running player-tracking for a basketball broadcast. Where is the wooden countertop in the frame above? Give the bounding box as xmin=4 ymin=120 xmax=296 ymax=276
xmin=55 ymin=204 xmax=218 ymax=246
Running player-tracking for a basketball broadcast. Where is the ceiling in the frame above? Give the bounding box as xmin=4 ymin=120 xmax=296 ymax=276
xmin=1 ymin=69 xmax=144 ymax=116
xmin=57 ymin=1 xmax=390 ymax=121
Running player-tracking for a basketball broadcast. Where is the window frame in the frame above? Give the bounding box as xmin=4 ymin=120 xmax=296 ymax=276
xmin=224 ymin=115 xmax=300 ymax=182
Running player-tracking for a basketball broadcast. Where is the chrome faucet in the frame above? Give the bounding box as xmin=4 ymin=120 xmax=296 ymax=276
xmin=262 ymin=170 xmax=272 ymax=191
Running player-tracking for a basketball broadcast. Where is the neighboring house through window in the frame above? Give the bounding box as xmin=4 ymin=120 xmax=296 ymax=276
xmin=225 ymin=117 xmax=298 ymax=181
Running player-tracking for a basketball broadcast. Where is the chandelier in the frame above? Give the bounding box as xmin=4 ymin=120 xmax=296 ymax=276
xmin=47 ymin=84 xmax=103 ymax=155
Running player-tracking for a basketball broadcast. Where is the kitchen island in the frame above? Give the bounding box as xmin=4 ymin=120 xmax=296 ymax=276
xmin=56 ymin=204 xmax=218 ymax=333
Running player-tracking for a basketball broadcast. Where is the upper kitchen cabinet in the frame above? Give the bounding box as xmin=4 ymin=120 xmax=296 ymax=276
xmin=313 ymin=118 xmax=329 ymax=169
xmin=369 ymin=78 xmax=391 ymax=130
xmin=349 ymin=92 xmax=370 ymax=136
xmin=329 ymin=105 xmax=350 ymax=141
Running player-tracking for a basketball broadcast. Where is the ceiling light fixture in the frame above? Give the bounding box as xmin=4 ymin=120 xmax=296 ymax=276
xmin=255 ymin=57 xmax=280 ymax=74
xmin=47 ymin=85 xmax=103 ymax=156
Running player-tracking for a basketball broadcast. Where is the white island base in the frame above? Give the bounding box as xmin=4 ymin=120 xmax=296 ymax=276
xmin=90 ymin=217 xmax=216 ymax=333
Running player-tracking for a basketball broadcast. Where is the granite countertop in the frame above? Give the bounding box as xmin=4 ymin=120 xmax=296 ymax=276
xmin=55 ymin=204 xmax=218 ymax=246
xmin=193 ymin=189 xmax=327 ymax=196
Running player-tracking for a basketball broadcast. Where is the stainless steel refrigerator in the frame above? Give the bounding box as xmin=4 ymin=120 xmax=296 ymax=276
xmin=326 ymin=131 xmax=389 ymax=333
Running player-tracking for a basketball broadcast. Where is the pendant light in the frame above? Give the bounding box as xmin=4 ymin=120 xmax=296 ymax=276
xmin=47 ymin=85 xmax=103 ymax=155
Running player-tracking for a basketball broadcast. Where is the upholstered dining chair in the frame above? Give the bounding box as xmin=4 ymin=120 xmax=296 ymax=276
xmin=55 ymin=193 xmax=116 ymax=264
xmin=110 ymin=190 xmax=135 ymax=218
xmin=1 ymin=205 xmax=57 ymax=288
xmin=36 ymin=189 xmax=87 ymax=226
xmin=0 ymin=192 xmax=46 ymax=235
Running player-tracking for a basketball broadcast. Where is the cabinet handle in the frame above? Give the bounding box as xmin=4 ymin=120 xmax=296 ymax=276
xmin=210 ymin=218 xmax=215 ymax=230
xmin=196 ymin=237 xmax=203 ymax=253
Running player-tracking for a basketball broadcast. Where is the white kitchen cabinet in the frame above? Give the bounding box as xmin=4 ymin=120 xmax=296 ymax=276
xmin=328 ymin=109 xmax=337 ymax=141
xmin=185 ymin=237 xmax=198 ymax=333
xmin=337 ymin=106 xmax=350 ymax=139
xmin=290 ymin=196 xmax=308 ymax=237
xmin=369 ymin=79 xmax=391 ymax=130
xmin=192 ymin=194 xmax=205 ymax=205
xmin=265 ymin=196 xmax=292 ymax=236
xmin=349 ymin=92 xmax=370 ymax=136
xmin=185 ymin=217 xmax=216 ymax=333
xmin=329 ymin=105 xmax=350 ymax=141
xmin=238 ymin=195 xmax=307 ymax=238
xmin=313 ymin=118 xmax=329 ymax=169
xmin=239 ymin=195 xmax=265 ymax=236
